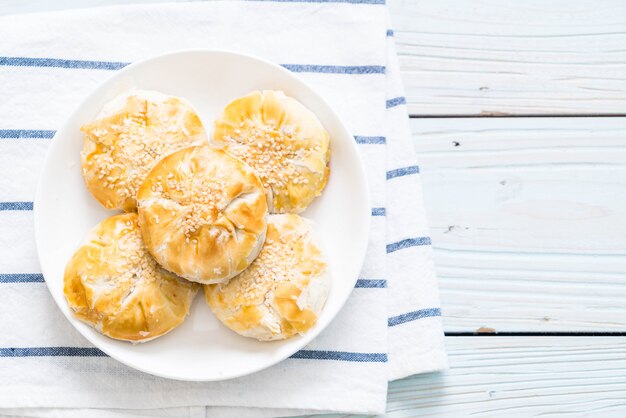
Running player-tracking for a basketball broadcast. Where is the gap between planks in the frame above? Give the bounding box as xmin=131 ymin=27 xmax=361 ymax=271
xmin=446 ymin=332 xmax=626 ymax=337
xmin=409 ymin=113 xmax=626 ymax=118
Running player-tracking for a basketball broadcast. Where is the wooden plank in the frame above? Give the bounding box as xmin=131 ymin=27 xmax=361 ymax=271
xmin=411 ymin=117 xmax=626 ymax=332
xmin=315 ymin=337 xmax=626 ymax=417
xmin=390 ymin=0 xmax=626 ymax=116
xmin=390 ymin=337 xmax=626 ymax=416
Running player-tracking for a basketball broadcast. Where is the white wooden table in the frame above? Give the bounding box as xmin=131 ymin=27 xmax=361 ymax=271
xmin=3 ymin=0 xmax=626 ymax=415
xmin=387 ymin=1 xmax=626 ymax=415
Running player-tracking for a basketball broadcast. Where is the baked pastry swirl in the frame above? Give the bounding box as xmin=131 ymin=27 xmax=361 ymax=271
xmin=63 ymin=213 xmax=198 ymax=342
xmin=204 ymin=214 xmax=330 ymax=341
xmin=213 ymin=90 xmax=330 ymax=214
xmin=137 ymin=146 xmax=268 ymax=284
xmin=80 ymin=90 xmax=207 ymax=212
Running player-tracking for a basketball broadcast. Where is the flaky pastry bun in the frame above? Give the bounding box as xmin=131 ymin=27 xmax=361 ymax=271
xmin=81 ymin=90 xmax=207 ymax=211
xmin=137 ymin=146 xmax=268 ymax=284
xmin=213 ymin=90 xmax=330 ymax=214
xmin=64 ymin=213 xmax=198 ymax=342
xmin=204 ymin=214 xmax=330 ymax=341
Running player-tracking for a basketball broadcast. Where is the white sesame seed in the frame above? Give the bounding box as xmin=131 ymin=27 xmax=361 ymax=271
xmin=218 ymin=123 xmax=320 ymax=209
xmin=82 ymin=95 xmax=204 ymax=205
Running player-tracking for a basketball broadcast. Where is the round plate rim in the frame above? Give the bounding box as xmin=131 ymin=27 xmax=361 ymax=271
xmin=33 ymin=48 xmax=371 ymax=381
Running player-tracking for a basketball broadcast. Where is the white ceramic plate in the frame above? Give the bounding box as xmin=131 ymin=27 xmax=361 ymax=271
xmin=34 ymin=50 xmax=370 ymax=381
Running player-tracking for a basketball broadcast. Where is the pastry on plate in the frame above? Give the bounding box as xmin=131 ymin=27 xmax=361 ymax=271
xmin=63 ymin=213 xmax=198 ymax=342
xmin=80 ymin=90 xmax=207 ymax=212
xmin=204 ymin=214 xmax=330 ymax=341
xmin=137 ymin=145 xmax=268 ymax=284
xmin=213 ymin=90 xmax=330 ymax=214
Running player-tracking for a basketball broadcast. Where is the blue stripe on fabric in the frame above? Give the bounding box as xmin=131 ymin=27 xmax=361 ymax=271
xmin=13 ymin=273 xmax=412 ymax=289
xmin=386 ymin=29 xmax=394 ymax=37
xmin=0 ymin=57 xmax=385 ymax=75
xmin=354 ymin=279 xmax=387 ymax=288
xmin=2 ymin=129 xmax=386 ymax=146
xmin=0 ymin=347 xmax=107 ymax=357
xmin=386 ymin=165 xmax=420 ymax=180
xmin=0 ymin=129 xmax=55 ymax=139
xmin=0 ymin=274 xmax=44 ymax=283
xmin=0 ymin=346 xmax=386 ymax=362
xmin=354 ymin=136 xmax=386 ymax=144
xmin=388 ymin=308 xmax=442 ymax=327
xmin=0 ymin=202 xmax=33 ymax=211
xmin=0 ymin=56 xmax=127 ymax=70
xmin=386 ymin=237 xmax=432 ymax=253
xmin=386 ymin=96 xmax=406 ymax=108
xmin=290 ymin=350 xmax=387 ymax=362
xmin=248 ymin=0 xmax=385 ymax=3
xmin=371 ymin=207 xmax=386 ymax=216
xmin=0 ymin=272 xmax=390 ymax=288
xmin=281 ymin=64 xmax=385 ymax=74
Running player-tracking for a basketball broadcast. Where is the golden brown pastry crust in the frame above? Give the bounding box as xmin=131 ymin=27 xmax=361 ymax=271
xmin=63 ymin=213 xmax=198 ymax=342
xmin=137 ymin=146 xmax=268 ymax=284
xmin=204 ymin=214 xmax=329 ymax=341
xmin=80 ymin=90 xmax=207 ymax=212
xmin=213 ymin=90 xmax=330 ymax=214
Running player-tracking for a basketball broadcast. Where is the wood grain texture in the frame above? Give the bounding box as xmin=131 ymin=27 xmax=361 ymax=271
xmin=389 ymin=0 xmax=626 ymax=116
xmin=317 ymin=337 xmax=626 ymax=417
xmin=412 ymin=117 xmax=626 ymax=332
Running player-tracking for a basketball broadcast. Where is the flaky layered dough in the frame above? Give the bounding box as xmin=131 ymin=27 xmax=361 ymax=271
xmin=137 ymin=146 xmax=268 ymax=284
xmin=81 ymin=90 xmax=207 ymax=212
xmin=63 ymin=213 xmax=198 ymax=342
xmin=204 ymin=214 xmax=330 ymax=341
xmin=213 ymin=90 xmax=330 ymax=214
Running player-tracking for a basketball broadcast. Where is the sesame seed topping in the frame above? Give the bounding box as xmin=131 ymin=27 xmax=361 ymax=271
xmin=233 ymin=228 xmax=300 ymax=300
xmin=83 ymin=96 xmax=204 ymax=205
xmin=220 ymin=124 xmax=315 ymax=197
xmin=89 ymin=217 xmax=162 ymax=289
xmin=150 ymin=171 xmax=230 ymax=238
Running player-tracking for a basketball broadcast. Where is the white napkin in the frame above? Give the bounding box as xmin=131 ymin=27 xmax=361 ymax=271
xmin=0 ymin=1 xmax=447 ymax=416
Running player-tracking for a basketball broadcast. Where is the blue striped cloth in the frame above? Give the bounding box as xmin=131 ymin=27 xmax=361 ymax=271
xmin=0 ymin=1 xmax=446 ymax=416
